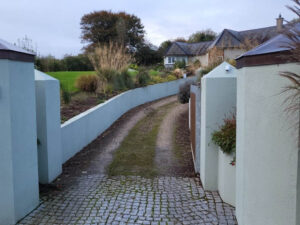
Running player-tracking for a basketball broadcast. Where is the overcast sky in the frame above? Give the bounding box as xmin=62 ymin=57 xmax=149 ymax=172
xmin=0 ymin=0 xmax=295 ymax=58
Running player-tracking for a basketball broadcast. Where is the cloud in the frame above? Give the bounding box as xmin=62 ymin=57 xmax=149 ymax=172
xmin=0 ymin=0 xmax=295 ymax=58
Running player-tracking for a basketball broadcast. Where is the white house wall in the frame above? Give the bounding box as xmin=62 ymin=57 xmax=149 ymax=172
xmin=236 ymin=63 xmax=300 ymax=225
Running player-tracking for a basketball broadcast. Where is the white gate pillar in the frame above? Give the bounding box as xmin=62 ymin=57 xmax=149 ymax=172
xmin=0 ymin=39 xmax=39 ymax=224
xmin=200 ymin=62 xmax=237 ymax=190
xmin=35 ymin=70 xmax=62 ymax=184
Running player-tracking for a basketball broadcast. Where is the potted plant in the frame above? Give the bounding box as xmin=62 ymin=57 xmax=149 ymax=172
xmin=212 ymin=114 xmax=236 ymax=206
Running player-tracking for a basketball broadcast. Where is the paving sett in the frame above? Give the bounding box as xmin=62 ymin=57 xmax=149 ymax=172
xmin=18 ymin=175 xmax=237 ymax=225
xmin=18 ymin=97 xmax=237 ymax=225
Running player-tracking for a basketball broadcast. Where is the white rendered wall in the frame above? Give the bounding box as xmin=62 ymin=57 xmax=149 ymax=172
xmin=200 ymin=62 xmax=237 ymax=190
xmin=35 ymin=70 xmax=62 ymax=184
xmin=190 ymin=85 xmax=201 ymax=173
xmin=218 ymin=149 xmax=236 ymax=206
xmin=236 ymin=63 xmax=300 ymax=225
xmin=61 ymin=77 xmax=196 ymax=163
xmin=0 ymin=59 xmax=39 ymax=224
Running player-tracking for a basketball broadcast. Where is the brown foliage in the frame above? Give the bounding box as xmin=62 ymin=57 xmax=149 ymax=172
xmin=89 ymin=42 xmax=133 ymax=91
xmin=239 ymin=38 xmax=260 ymax=51
xmin=75 ymin=75 xmax=99 ymax=93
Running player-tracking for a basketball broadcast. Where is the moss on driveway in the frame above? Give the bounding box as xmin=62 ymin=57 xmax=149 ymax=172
xmin=107 ymin=102 xmax=175 ymax=178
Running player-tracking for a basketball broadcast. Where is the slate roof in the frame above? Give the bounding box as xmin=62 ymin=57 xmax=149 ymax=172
xmin=210 ymin=26 xmax=278 ymax=49
xmin=165 ymin=25 xmax=280 ymax=56
xmin=237 ymin=23 xmax=300 ymax=58
xmin=0 ymin=38 xmax=35 ymax=55
xmin=165 ymin=41 xmax=213 ymax=56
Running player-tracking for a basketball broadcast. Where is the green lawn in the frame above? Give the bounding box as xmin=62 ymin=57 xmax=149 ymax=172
xmin=47 ymin=69 xmax=163 ymax=93
xmin=47 ymin=71 xmax=96 ymax=93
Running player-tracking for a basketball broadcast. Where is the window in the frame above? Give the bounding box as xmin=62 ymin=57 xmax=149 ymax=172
xmin=168 ymin=57 xmax=176 ymax=64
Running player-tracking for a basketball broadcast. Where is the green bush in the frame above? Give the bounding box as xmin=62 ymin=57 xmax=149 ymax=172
xmin=177 ymin=80 xmax=195 ymax=104
xmin=166 ymin=75 xmax=177 ymax=81
xmin=136 ymin=69 xmax=150 ymax=87
xmin=112 ymin=73 xmax=126 ymax=91
xmin=212 ymin=114 xmax=236 ymax=155
xmin=60 ymin=84 xmax=71 ymax=104
xmin=174 ymin=60 xmax=186 ymax=69
xmin=75 ymin=74 xmax=99 ymax=93
xmin=129 ymin=63 xmax=139 ymax=70
xmin=151 ymin=76 xmax=165 ymax=84
xmin=111 ymin=70 xmax=134 ymax=91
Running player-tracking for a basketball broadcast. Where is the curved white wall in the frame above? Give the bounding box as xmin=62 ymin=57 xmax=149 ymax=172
xmin=61 ymin=77 xmax=196 ymax=163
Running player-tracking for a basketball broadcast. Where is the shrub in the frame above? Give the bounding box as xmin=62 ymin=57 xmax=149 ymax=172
xmin=174 ymin=60 xmax=186 ymax=69
xmin=112 ymin=73 xmax=126 ymax=91
xmin=151 ymin=76 xmax=165 ymax=84
xmin=129 ymin=64 xmax=139 ymax=70
xmin=136 ymin=69 xmax=150 ymax=87
xmin=211 ymin=114 xmax=236 ymax=155
xmin=121 ymin=70 xmax=135 ymax=89
xmin=75 ymin=74 xmax=99 ymax=93
xmin=89 ymin=41 xmax=132 ymax=91
xmin=166 ymin=75 xmax=177 ymax=81
xmin=186 ymin=65 xmax=196 ymax=76
xmin=193 ymin=59 xmax=201 ymax=68
xmin=60 ymin=84 xmax=71 ymax=104
xmin=154 ymin=62 xmax=164 ymax=71
xmin=111 ymin=70 xmax=134 ymax=91
xmin=172 ymin=68 xmax=183 ymax=78
xmin=177 ymin=80 xmax=195 ymax=104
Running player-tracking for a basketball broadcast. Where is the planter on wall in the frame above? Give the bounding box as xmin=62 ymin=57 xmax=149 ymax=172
xmin=218 ymin=148 xmax=236 ymax=206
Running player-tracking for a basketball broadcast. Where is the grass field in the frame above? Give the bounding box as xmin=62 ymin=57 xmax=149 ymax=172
xmin=47 ymin=71 xmax=96 ymax=93
xmin=47 ymin=69 xmax=162 ymax=93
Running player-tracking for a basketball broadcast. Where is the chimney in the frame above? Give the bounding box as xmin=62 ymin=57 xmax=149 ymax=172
xmin=276 ymin=14 xmax=284 ymax=32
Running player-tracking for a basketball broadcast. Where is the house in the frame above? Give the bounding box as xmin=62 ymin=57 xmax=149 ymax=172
xmin=164 ymin=15 xmax=284 ymax=68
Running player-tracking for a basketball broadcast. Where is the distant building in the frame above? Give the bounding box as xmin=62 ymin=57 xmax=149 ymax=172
xmin=164 ymin=15 xmax=284 ymax=68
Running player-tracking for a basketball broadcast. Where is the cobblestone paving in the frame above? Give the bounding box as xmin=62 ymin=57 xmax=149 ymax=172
xmin=18 ymin=175 xmax=237 ymax=225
